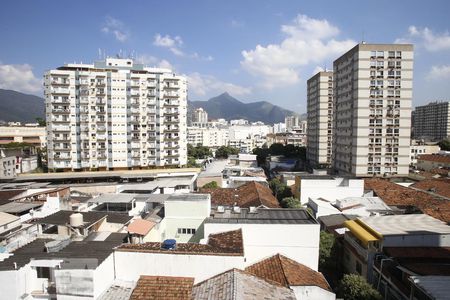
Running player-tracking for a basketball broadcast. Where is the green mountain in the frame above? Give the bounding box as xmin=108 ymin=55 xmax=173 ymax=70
xmin=0 ymin=89 xmax=45 ymax=123
xmin=189 ymin=92 xmax=298 ymax=124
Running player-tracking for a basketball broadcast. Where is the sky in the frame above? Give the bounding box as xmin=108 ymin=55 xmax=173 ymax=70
xmin=0 ymin=0 xmax=449 ymax=113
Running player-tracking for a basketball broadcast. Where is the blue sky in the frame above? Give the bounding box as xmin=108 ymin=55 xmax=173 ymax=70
xmin=1 ymin=0 xmax=449 ymax=113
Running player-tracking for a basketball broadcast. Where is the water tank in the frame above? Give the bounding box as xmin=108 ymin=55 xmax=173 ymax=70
xmin=70 ymin=213 xmax=84 ymax=227
xmin=161 ymin=239 xmax=176 ymax=250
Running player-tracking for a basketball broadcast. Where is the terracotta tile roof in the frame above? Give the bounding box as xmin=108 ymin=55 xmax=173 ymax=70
xmin=117 ymin=229 xmax=243 ymax=256
xmin=245 ymin=254 xmax=331 ymax=291
xmin=411 ymin=178 xmax=450 ymax=198
xmin=192 ymin=268 xmax=296 ymax=300
xmin=364 ymin=178 xmax=450 ymax=223
xmin=418 ymin=154 xmax=450 ymax=164
xmin=130 ymin=275 xmax=194 ymax=300
xmin=200 ymin=181 xmax=280 ymax=208
xmin=127 ymin=219 xmax=156 ymax=236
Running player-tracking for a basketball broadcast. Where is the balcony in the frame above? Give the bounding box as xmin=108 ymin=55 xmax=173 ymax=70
xmin=163 ymin=93 xmax=179 ymax=98
xmin=130 ymin=108 xmax=140 ymax=114
xmin=53 ymin=154 xmax=71 ymax=160
xmin=53 ymin=126 xmax=70 ymax=132
xmin=51 ymin=88 xmax=70 ymax=94
xmin=51 ymin=79 xmax=70 ymax=86
xmin=97 ymin=126 xmax=106 ymax=132
xmin=96 ymin=135 xmax=107 ymax=140
xmin=131 ymin=142 xmax=140 ymax=148
xmin=52 ymin=108 xmax=70 ymax=114
xmin=52 ymin=98 xmax=70 ymax=104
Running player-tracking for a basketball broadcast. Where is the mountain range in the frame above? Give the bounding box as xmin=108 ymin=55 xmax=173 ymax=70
xmin=0 ymin=89 xmax=301 ymax=125
xmin=0 ymin=89 xmax=45 ymax=123
xmin=189 ymin=92 xmax=301 ymax=124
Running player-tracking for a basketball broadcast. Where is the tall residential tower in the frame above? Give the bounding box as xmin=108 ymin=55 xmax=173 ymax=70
xmin=332 ymin=44 xmax=413 ymax=177
xmin=307 ymin=71 xmax=334 ymax=168
xmin=45 ymin=58 xmax=187 ymax=171
xmin=413 ymin=101 xmax=450 ymax=141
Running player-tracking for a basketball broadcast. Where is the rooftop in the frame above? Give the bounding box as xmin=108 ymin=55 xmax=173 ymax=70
xmin=130 ymin=276 xmax=194 ymax=300
xmin=198 ymin=159 xmax=228 ymax=177
xmin=360 ymin=214 xmax=450 ymax=236
xmin=166 ymin=193 xmax=210 ymax=202
xmin=318 ymin=214 xmax=358 ymax=229
xmin=418 ymin=154 xmax=450 ymax=163
xmin=200 ymin=181 xmax=280 ymax=208
xmin=88 ymin=193 xmax=144 ymax=204
xmin=411 ymin=276 xmax=450 ymax=300
xmin=127 ymin=219 xmax=156 ymax=236
xmin=411 ymin=178 xmax=450 ymax=198
xmin=0 ymin=211 xmax=20 ymax=226
xmin=207 ymin=208 xmax=317 ymax=225
xmin=245 ymin=254 xmax=331 ymax=291
xmin=192 ymin=268 xmax=296 ymax=300
xmin=35 ymin=210 xmax=132 ymax=228
xmin=0 ymin=233 xmax=126 ymax=271
xmin=117 ymin=229 xmax=243 ymax=256
xmin=0 ymin=201 xmax=42 ymax=214
xmin=365 ymin=178 xmax=450 ymax=222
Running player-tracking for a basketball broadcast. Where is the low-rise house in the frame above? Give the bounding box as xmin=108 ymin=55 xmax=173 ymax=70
xmin=343 ymin=214 xmax=450 ymax=283
xmin=409 ymin=141 xmax=440 ymax=166
xmin=417 ymin=153 xmax=450 ymax=171
xmin=35 ymin=210 xmax=132 ymax=238
xmin=204 ymin=207 xmax=320 ymax=270
xmin=245 ymin=254 xmax=335 ymax=300
xmin=0 ymin=232 xmax=126 ymax=300
xmin=115 ymin=229 xmax=245 ymax=283
xmin=200 ymin=181 xmax=280 ymax=209
xmin=373 ymin=247 xmax=450 ymax=300
xmin=298 ymin=175 xmax=364 ymax=204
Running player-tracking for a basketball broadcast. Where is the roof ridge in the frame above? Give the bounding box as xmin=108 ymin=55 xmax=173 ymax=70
xmin=277 ymin=254 xmax=291 ymax=286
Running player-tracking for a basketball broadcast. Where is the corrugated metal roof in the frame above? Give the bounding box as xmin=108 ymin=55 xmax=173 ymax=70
xmin=411 ymin=276 xmax=450 ymax=299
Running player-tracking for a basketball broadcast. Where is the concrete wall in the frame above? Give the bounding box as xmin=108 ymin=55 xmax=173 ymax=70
xmin=203 ymin=223 xmax=320 ymax=271
xmin=292 ymin=285 xmax=336 ymax=300
xmin=114 ymin=251 xmax=245 ymax=283
xmin=300 ymin=178 xmax=364 ymax=204
xmin=383 ymin=233 xmax=450 ymax=247
xmin=71 ymin=185 xmax=117 ymax=195
xmin=93 ymin=254 xmax=115 ymax=299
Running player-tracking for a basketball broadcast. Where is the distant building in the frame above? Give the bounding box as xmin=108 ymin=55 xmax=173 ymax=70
xmin=273 ymin=122 xmax=286 ymax=133
xmin=416 ymin=153 xmax=450 ymax=171
xmin=45 ymin=58 xmax=187 ymax=171
xmin=0 ymin=147 xmax=38 ymax=179
xmin=413 ymin=101 xmax=450 ymax=141
xmin=409 ymin=140 xmax=440 ymax=166
xmin=192 ymin=107 xmax=208 ymax=126
xmin=0 ymin=126 xmax=46 ymax=148
xmin=285 ymin=115 xmax=300 ymax=131
xmin=333 ymin=44 xmax=413 ymax=177
xmin=307 ymin=71 xmax=333 ymax=168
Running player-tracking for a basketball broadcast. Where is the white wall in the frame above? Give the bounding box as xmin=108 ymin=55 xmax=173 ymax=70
xmin=292 ymin=286 xmax=335 ymax=300
xmin=300 ymin=178 xmax=364 ymax=204
xmin=114 ymin=251 xmax=245 ymax=283
xmin=93 ymin=254 xmax=115 ymax=299
xmin=203 ymin=223 xmax=320 ymax=271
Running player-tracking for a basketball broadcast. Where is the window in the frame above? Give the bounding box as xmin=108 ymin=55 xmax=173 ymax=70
xmin=177 ymin=228 xmax=196 ymax=235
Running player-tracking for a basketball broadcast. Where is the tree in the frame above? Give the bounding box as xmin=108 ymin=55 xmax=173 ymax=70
xmin=269 ymin=178 xmax=293 ymax=202
xmin=269 ymin=143 xmax=285 ymax=155
xmin=187 ymin=144 xmax=212 ymax=159
xmin=438 ymin=139 xmax=450 ymax=151
xmin=215 ymin=146 xmax=239 ymax=158
xmin=337 ymin=274 xmax=382 ymax=300
xmin=319 ymin=231 xmax=335 ymax=268
xmin=280 ymin=197 xmax=301 ymax=208
xmin=35 ymin=117 xmax=46 ymax=127
xmin=202 ymin=181 xmax=218 ymax=189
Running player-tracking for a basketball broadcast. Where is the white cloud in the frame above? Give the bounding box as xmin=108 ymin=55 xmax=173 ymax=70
xmin=241 ymin=14 xmax=356 ymax=89
xmin=395 ymin=26 xmax=450 ymax=52
xmin=153 ymin=34 xmax=185 ymax=56
xmin=153 ymin=34 xmax=213 ymax=61
xmin=101 ymin=16 xmax=129 ymax=42
xmin=426 ymin=65 xmax=450 ymax=80
xmin=187 ymin=72 xmax=251 ymax=97
xmin=135 ymin=55 xmax=174 ymax=70
xmin=0 ymin=63 xmax=42 ymax=94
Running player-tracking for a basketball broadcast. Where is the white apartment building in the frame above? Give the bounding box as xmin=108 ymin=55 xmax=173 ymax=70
xmin=45 ymin=58 xmax=187 ymax=171
xmin=285 ymin=115 xmax=299 ymax=131
xmin=413 ymin=101 xmax=450 ymax=141
xmin=187 ymin=126 xmax=229 ymax=147
xmin=333 ymin=44 xmax=413 ymax=177
xmin=192 ymin=107 xmax=208 ymax=126
xmin=0 ymin=126 xmax=46 ymax=148
xmin=307 ymin=71 xmax=333 ymax=168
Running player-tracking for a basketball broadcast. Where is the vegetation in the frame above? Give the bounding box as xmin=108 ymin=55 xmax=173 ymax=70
xmin=215 ymin=146 xmax=239 ymax=158
xmin=187 ymin=144 xmax=212 ymax=159
xmin=35 ymin=117 xmax=46 ymax=127
xmin=438 ymin=139 xmax=450 ymax=151
xmin=319 ymin=231 xmax=335 ymax=268
xmin=2 ymin=142 xmax=33 ymax=149
xmin=280 ymin=197 xmax=301 ymax=208
xmin=268 ymin=178 xmax=293 ymax=202
xmin=202 ymin=181 xmax=219 ymax=189
xmin=253 ymin=143 xmax=307 ymax=165
xmin=337 ymin=274 xmax=382 ymax=300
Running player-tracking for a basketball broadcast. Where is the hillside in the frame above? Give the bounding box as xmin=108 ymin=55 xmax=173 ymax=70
xmin=189 ymin=92 xmax=298 ymax=124
xmin=0 ymin=89 xmax=45 ymax=123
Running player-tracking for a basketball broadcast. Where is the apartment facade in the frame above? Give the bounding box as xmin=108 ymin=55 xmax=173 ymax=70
xmin=307 ymin=71 xmax=334 ymax=168
xmin=413 ymin=101 xmax=450 ymax=141
xmin=192 ymin=108 xmax=208 ymax=126
xmin=45 ymin=58 xmax=187 ymax=171
xmin=285 ymin=115 xmax=300 ymax=131
xmin=333 ymin=44 xmax=413 ymax=177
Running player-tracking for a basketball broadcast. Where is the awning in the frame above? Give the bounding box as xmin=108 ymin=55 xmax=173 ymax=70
xmin=344 ymin=220 xmax=381 ymax=247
